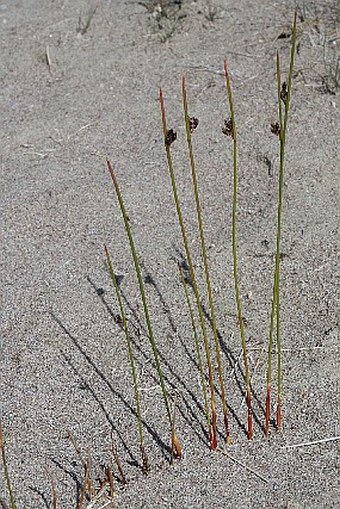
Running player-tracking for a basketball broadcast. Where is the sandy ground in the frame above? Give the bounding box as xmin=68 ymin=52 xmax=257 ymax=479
xmin=1 ymin=0 xmax=339 ymax=507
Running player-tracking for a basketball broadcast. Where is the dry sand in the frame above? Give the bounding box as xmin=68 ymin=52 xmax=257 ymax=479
xmin=1 ymin=0 xmax=339 ymax=507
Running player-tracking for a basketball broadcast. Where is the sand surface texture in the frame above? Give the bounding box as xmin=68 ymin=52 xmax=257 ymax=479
xmin=1 ymin=1 xmax=339 ymax=507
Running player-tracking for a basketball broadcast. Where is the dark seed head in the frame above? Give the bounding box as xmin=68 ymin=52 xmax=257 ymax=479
xmin=165 ymin=128 xmax=177 ymax=147
xmin=277 ymin=31 xmax=290 ymax=40
xmin=270 ymin=122 xmax=280 ymax=137
xmin=222 ymin=117 xmax=234 ymax=139
xmin=280 ymin=82 xmax=288 ymax=104
xmin=114 ymin=314 xmax=123 ymax=327
xmin=189 ymin=116 xmax=199 ymax=133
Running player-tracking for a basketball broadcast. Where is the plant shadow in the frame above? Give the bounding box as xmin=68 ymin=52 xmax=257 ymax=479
xmin=174 ymin=247 xmax=267 ymax=435
xmin=51 ymin=311 xmax=171 ymax=466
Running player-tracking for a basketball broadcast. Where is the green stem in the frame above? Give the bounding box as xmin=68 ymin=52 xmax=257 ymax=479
xmin=106 ymin=160 xmax=181 ymax=457
xmin=182 ymin=77 xmax=230 ymax=442
xmin=276 ymin=10 xmax=297 ymax=431
xmin=265 ymin=52 xmax=283 ymax=436
xmin=159 ymin=88 xmax=218 ymax=449
xmin=266 ymin=11 xmax=297 ymax=435
xmin=104 ymin=244 xmax=149 ymax=474
xmin=178 ymin=262 xmax=211 ymax=443
xmin=224 ymin=62 xmax=253 ymax=440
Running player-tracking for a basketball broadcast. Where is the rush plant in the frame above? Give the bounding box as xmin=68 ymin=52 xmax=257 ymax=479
xmin=104 ymin=244 xmax=149 ymax=474
xmin=105 ymin=11 xmax=297 ymax=458
xmin=160 ymin=88 xmax=218 ymax=449
xmin=265 ymin=11 xmax=297 ymax=436
xmin=106 ymin=160 xmax=182 ymax=461
xmin=182 ymin=77 xmax=231 ymax=443
xmin=223 ymin=62 xmax=253 ymax=440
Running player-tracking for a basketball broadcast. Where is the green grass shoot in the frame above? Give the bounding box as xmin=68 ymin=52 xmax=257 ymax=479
xmin=265 ymin=10 xmax=297 ymax=436
xmin=182 ymin=77 xmax=231 ymax=443
xmin=0 ymin=421 xmax=17 ymax=509
xmin=223 ymin=63 xmax=253 ymax=440
xmin=106 ymin=160 xmax=182 ymax=460
xmin=159 ymin=88 xmax=218 ymax=449
xmin=104 ymin=244 xmax=149 ymax=474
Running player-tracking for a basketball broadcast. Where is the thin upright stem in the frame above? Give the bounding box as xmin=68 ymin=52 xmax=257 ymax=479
xmin=178 ymin=262 xmax=211 ymax=442
xmin=182 ymin=77 xmax=230 ymax=443
xmin=106 ymin=160 xmax=181 ymax=458
xmin=104 ymin=244 xmax=149 ymax=474
xmin=224 ymin=62 xmax=253 ymax=440
xmin=275 ymin=10 xmax=297 ymax=431
xmin=265 ymin=11 xmax=297 ymax=435
xmin=265 ymin=53 xmax=283 ymax=436
xmin=160 ymin=88 xmax=218 ymax=449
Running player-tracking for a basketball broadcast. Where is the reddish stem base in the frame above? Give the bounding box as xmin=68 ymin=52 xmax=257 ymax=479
xmin=276 ymin=395 xmax=282 ymax=432
xmin=172 ymin=433 xmax=182 ymax=460
xmin=210 ymin=409 xmax=218 ymax=450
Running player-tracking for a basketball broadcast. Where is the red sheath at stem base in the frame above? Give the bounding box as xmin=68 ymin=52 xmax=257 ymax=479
xmin=172 ymin=433 xmax=182 ymax=460
xmin=276 ymin=395 xmax=282 ymax=432
xmin=210 ymin=409 xmax=218 ymax=450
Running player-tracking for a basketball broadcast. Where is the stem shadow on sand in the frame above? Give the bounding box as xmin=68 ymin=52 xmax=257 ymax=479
xmin=51 ymin=312 xmax=171 ymax=461
xmin=87 ymin=274 xmax=212 ymax=446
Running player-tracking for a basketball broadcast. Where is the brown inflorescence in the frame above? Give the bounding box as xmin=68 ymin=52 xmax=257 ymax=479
xmin=222 ymin=117 xmax=234 ymax=139
xmin=165 ymin=128 xmax=177 ymax=147
xmin=280 ymin=82 xmax=288 ymax=104
xmin=271 ymin=122 xmax=281 ymax=137
xmin=189 ymin=116 xmax=199 ymax=133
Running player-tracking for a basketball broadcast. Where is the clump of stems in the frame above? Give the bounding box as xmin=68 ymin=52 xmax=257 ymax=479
xmin=159 ymin=88 xmax=218 ymax=449
xmin=106 ymin=160 xmax=181 ymax=460
xmin=104 ymin=244 xmax=149 ymax=474
xmin=265 ymin=11 xmax=297 ymax=436
xmin=182 ymin=78 xmax=231 ymax=443
xmin=0 ymin=421 xmax=17 ymax=509
xmin=223 ymin=63 xmax=253 ymax=440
